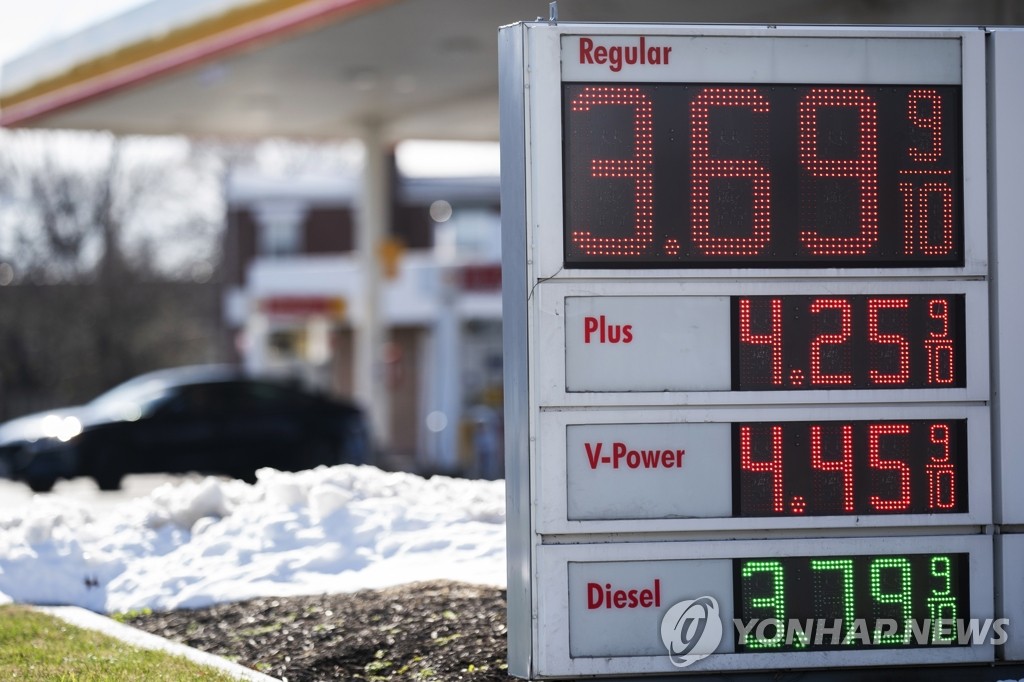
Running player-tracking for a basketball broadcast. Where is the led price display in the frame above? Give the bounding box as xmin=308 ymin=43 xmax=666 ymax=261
xmin=563 ymin=84 xmax=963 ymax=267
xmin=734 ymin=420 xmax=967 ymax=517
xmin=733 ymin=294 xmax=965 ymax=390
xmin=735 ymin=553 xmax=969 ymax=651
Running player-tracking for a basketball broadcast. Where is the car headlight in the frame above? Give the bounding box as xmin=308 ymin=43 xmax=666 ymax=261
xmin=40 ymin=415 xmax=82 ymax=443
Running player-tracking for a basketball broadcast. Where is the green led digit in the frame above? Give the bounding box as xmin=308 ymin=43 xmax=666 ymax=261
xmin=741 ymin=560 xmax=787 ymax=649
xmin=811 ymin=558 xmax=854 ymax=645
xmin=870 ymin=557 xmax=913 ymax=644
xmin=930 ymin=555 xmax=952 ymax=596
xmin=928 ymin=555 xmax=958 ymax=644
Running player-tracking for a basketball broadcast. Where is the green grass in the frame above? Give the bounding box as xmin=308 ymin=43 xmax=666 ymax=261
xmin=0 ymin=605 xmax=244 ymax=681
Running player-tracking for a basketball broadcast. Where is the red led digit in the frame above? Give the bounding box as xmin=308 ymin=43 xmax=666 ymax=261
xmin=867 ymin=298 xmax=910 ymax=385
xmin=869 ymin=423 xmax=912 ymax=512
xmin=899 ymin=181 xmax=954 ymax=256
xmin=930 ymin=424 xmax=951 ymax=462
xmin=929 ymin=298 xmax=950 ymax=337
xmin=740 ymin=425 xmax=785 ymax=513
xmin=926 ymin=423 xmax=957 ymax=510
xmin=810 ymin=424 xmax=855 ymax=513
xmin=899 ymin=182 xmax=915 ymax=255
xmin=738 ymin=298 xmax=784 ymax=387
xmin=925 ymin=298 xmax=956 ymax=385
xmin=917 ymin=183 xmax=955 ymax=256
xmin=690 ymin=88 xmax=772 ymax=256
xmin=809 ymin=298 xmax=853 ymax=386
xmin=926 ymin=341 xmax=956 ymax=385
xmin=569 ymin=86 xmax=655 ymax=256
xmin=907 ymin=89 xmax=944 ymax=163
xmin=798 ymin=89 xmax=879 ymax=255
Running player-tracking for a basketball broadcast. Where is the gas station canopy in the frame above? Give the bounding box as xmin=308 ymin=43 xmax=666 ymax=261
xmin=3 ymin=0 xmax=1019 ymax=141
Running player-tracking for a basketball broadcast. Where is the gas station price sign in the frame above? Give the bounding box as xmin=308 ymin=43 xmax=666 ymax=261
xmin=500 ymin=24 xmax=997 ymax=679
xmin=563 ymin=83 xmax=963 ymax=267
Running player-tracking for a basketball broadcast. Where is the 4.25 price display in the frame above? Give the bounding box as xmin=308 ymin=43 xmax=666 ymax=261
xmin=733 ymin=294 xmax=964 ymax=390
xmin=734 ymin=420 xmax=967 ymax=516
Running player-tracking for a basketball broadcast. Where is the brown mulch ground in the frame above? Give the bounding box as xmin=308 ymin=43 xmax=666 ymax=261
xmin=124 ymin=581 xmax=513 ymax=681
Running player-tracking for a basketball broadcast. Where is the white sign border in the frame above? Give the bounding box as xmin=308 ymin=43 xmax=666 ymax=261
xmin=525 ymin=25 xmax=987 ymax=281
xmin=535 ymin=278 xmax=990 ymax=406
xmin=536 ymin=403 xmax=991 ymax=533
xmin=535 ymin=535 xmax=994 ymax=676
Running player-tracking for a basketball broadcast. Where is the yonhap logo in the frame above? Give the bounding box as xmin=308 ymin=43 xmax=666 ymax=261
xmin=660 ymin=596 xmax=723 ymax=667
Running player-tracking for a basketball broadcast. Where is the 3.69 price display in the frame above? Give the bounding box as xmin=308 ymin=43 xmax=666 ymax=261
xmin=736 ymin=553 xmax=969 ymax=651
xmin=563 ymin=83 xmax=962 ymax=267
xmin=733 ymin=294 xmax=964 ymax=390
xmin=735 ymin=420 xmax=966 ymax=517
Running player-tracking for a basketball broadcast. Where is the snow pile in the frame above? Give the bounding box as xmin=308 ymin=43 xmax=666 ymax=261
xmin=0 ymin=465 xmax=506 ymax=614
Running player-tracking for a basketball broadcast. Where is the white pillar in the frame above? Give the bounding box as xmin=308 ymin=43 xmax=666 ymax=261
xmin=426 ymin=268 xmax=462 ymax=472
xmin=355 ymin=122 xmax=391 ymax=453
xmin=243 ymin=310 xmax=269 ymax=375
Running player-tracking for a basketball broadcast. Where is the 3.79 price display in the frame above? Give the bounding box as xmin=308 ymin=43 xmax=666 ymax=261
xmin=736 ymin=553 xmax=969 ymax=651
xmin=563 ymin=83 xmax=962 ymax=267
xmin=734 ymin=420 xmax=967 ymax=517
xmin=733 ymin=294 xmax=964 ymax=390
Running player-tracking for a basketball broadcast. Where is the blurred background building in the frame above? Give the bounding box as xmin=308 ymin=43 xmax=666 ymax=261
xmin=0 ymin=0 xmax=1021 ymax=476
xmin=223 ymin=166 xmax=502 ymax=473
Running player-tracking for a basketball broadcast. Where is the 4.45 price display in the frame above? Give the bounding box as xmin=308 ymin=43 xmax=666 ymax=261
xmin=736 ymin=553 xmax=969 ymax=651
xmin=733 ymin=294 xmax=964 ymax=390
xmin=735 ymin=420 xmax=967 ymax=516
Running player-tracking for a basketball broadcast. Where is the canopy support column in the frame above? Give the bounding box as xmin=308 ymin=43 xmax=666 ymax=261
xmin=355 ymin=122 xmax=391 ymax=456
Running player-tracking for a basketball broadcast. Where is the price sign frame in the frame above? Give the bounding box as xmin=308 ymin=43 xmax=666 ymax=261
xmin=988 ymin=30 xmax=1024 ymax=526
xmin=534 ymin=536 xmax=994 ymax=677
xmin=534 ymin=278 xmax=989 ymax=406
xmin=535 ymin=404 xmax=991 ymax=534
xmin=499 ymin=21 xmax=996 ymax=680
xmin=524 ymin=27 xmax=988 ymax=282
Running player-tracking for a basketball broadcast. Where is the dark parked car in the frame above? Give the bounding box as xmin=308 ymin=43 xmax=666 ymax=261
xmin=0 ymin=366 xmax=371 ymax=492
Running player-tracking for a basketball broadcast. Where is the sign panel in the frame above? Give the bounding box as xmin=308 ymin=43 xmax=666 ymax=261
xmin=499 ymin=22 xmax=1001 ymax=681
xmin=564 ymin=296 xmax=730 ymax=391
xmin=538 ymin=404 xmax=990 ymax=532
xmin=568 ymin=558 xmax=733 ymax=658
xmin=536 ymin=536 xmax=994 ymax=676
xmin=537 ymin=279 xmax=989 ymax=405
xmin=564 ymin=292 xmax=967 ymax=392
xmin=528 ymin=30 xmax=988 ymax=282
xmin=565 ymin=422 xmax=732 ymax=519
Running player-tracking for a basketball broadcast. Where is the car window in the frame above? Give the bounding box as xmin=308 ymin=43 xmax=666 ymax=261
xmin=89 ymin=367 xmax=241 ymax=410
xmin=233 ymin=382 xmax=313 ymax=411
xmin=90 ymin=377 xmax=173 ymax=410
xmin=134 ymin=389 xmax=178 ymax=419
xmin=153 ymin=383 xmax=233 ymax=416
xmin=86 ymin=385 xmax=172 ymax=421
